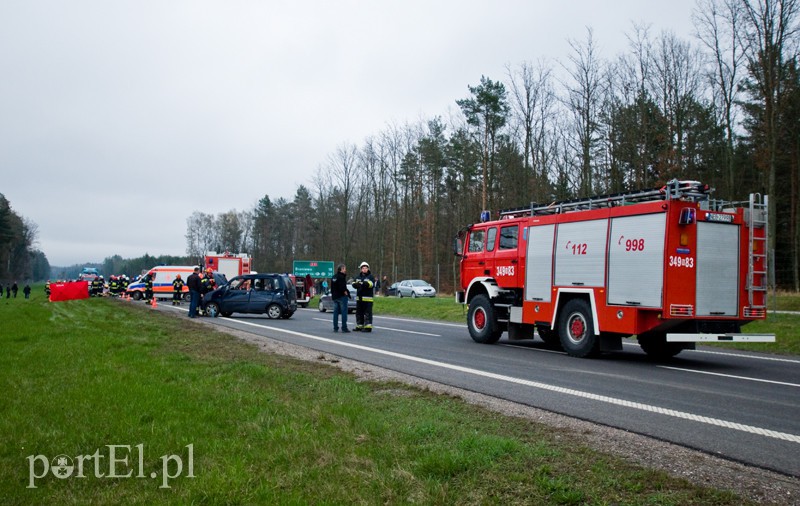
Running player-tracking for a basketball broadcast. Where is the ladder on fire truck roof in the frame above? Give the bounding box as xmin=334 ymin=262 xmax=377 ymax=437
xmin=498 ymin=179 xmax=711 ymax=219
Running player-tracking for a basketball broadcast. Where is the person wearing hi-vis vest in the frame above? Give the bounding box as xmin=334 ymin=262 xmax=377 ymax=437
xmin=352 ymin=261 xmax=375 ymax=332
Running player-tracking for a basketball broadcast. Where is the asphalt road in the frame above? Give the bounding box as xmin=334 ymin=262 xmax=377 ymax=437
xmin=160 ymin=303 xmax=800 ymax=477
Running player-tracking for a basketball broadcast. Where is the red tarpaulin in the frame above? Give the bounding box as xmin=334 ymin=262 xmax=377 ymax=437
xmin=49 ymin=281 xmax=90 ymax=302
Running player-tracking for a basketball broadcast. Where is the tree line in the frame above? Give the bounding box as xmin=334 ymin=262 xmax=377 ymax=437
xmin=0 ymin=194 xmax=50 ymax=282
xmin=183 ymin=0 xmax=798 ymax=292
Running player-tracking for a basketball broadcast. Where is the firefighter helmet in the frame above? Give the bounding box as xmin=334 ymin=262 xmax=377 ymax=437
xmin=359 ymin=261 xmax=369 ymax=269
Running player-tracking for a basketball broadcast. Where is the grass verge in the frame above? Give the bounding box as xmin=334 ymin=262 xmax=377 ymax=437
xmin=0 ymin=290 xmax=753 ymax=504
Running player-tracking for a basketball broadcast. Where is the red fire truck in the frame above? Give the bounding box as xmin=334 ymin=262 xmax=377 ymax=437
xmin=454 ymin=180 xmax=775 ymax=358
xmin=204 ymin=252 xmax=252 ymax=280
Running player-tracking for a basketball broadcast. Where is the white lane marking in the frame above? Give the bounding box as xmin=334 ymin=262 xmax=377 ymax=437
xmin=298 ymin=307 xmax=464 ymax=327
xmin=502 ymin=344 xmax=566 ymax=355
xmin=658 ymin=366 xmax=800 ymax=388
xmin=220 ymin=318 xmax=800 ymax=444
xmin=622 ymin=341 xmax=800 ymax=364
xmin=372 ymin=315 xmax=464 ymax=327
xmin=311 ymin=318 xmax=441 ymax=337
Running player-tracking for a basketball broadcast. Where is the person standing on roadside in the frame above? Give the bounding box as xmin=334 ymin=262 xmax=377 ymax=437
xmin=23 ymin=283 xmax=31 ymax=299
xmin=187 ymin=267 xmax=202 ymax=318
xmin=143 ymin=273 xmax=154 ymax=303
xmin=352 ymin=262 xmax=375 ymax=332
xmin=172 ymin=274 xmax=184 ymax=306
xmin=331 ymin=264 xmax=350 ymax=333
xmin=11 ymin=281 xmax=18 ymax=298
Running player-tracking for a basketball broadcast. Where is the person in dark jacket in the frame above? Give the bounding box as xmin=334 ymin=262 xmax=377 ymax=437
xmin=352 ymin=262 xmax=375 ymax=332
xmin=330 ymin=264 xmax=350 ymax=333
xmin=11 ymin=281 xmax=18 ymax=298
xmin=23 ymin=283 xmax=31 ymax=299
xmin=187 ymin=267 xmax=202 ymax=318
xmin=199 ymin=268 xmax=216 ymax=315
xmin=144 ymin=273 xmax=154 ymax=302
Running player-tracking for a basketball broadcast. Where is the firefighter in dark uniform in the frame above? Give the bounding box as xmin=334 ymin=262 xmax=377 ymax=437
xmin=144 ymin=272 xmax=154 ymax=302
xmin=172 ymin=274 xmax=185 ymax=305
xmin=91 ymin=277 xmax=103 ymax=296
xmin=199 ymin=268 xmax=216 ymax=315
xmin=109 ymin=276 xmax=120 ymax=296
xmin=352 ymin=261 xmax=375 ymax=332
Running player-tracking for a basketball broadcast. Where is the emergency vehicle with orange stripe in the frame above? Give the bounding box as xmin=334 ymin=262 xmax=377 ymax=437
xmin=454 ymin=180 xmax=775 ymax=359
xmin=126 ymin=266 xmax=196 ymax=300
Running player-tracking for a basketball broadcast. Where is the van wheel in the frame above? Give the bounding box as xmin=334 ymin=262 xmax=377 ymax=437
xmin=266 ymin=303 xmax=282 ymax=319
xmin=132 ymin=292 xmax=142 ymax=301
xmin=183 ymin=292 xmax=191 ymax=302
xmin=205 ymin=302 xmax=220 ymax=318
xmin=558 ymin=299 xmax=598 ymax=357
xmin=467 ymin=295 xmax=502 ymax=344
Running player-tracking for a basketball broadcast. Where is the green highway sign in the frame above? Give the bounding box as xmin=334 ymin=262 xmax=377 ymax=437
xmin=293 ymin=260 xmax=334 ymax=278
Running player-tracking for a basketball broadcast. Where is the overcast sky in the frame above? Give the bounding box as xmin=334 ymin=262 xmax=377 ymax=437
xmin=0 ymin=0 xmax=697 ymax=267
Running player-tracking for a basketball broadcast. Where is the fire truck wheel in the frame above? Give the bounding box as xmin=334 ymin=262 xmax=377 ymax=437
xmin=558 ymin=299 xmax=599 ymax=357
xmin=266 ymin=303 xmax=283 ymax=319
xmin=638 ymin=332 xmax=684 ymax=359
xmin=468 ymin=295 xmax=502 ymax=344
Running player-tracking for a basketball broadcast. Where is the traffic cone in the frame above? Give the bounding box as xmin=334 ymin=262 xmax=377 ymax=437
xmin=150 ymin=297 xmax=157 ymax=308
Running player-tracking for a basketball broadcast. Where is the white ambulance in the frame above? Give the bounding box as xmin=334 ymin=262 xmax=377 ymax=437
xmin=126 ymin=265 xmax=198 ymax=300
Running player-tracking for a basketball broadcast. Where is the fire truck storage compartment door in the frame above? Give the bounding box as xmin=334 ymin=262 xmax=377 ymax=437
xmin=554 ymin=220 xmax=608 ymax=287
xmin=696 ymin=222 xmax=739 ymax=316
xmin=607 ymin=213 xmax=666 ymax=307
xmin=525 ymin=224 xmax=555 ymax=302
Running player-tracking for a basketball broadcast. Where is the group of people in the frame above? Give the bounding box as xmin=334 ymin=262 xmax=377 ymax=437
xmin=89 ymin=275 xmax=131 ymax=297
xmin=330 ymin=261 xmax=376 ymax=333
xmin=182 ymin=267 xmax=216 ymax=317
xmin=0 ymin=281 xmax=30 ymax=299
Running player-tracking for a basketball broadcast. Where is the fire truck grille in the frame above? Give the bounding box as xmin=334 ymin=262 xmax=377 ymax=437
xmin=743 ymin=306 xmax=766 ymax=318
xmin=670 ymin=304 xmax=694 ymax=317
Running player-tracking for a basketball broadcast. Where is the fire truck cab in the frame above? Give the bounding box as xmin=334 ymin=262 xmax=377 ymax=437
xmin=455 ymin=180 xmax=775 ymax=359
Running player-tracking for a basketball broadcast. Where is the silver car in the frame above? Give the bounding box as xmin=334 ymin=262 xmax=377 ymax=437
xmin=396 ymin=279 xmax=436 ymax=298
xmin=318 ymin=284 xmax=357 ymax=313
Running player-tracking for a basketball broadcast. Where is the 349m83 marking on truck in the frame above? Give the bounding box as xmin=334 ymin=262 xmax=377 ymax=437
xmin=454 ymin=180 xmax=775 ymax=359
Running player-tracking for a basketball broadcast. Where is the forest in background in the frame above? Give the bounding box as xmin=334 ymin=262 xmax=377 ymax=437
xmin=183 ymin=0 xmax=800 ymax=292
xmin=0 ymin=194 xmax=49 ymax=282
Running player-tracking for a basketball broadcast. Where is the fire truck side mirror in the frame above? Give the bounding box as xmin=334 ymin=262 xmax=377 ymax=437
xmin=453 ymin=236 xmax=463 ymax=257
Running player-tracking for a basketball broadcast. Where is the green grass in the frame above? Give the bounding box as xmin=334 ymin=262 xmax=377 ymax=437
xmin=0 ymin=287 xmax=754 ymax=504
